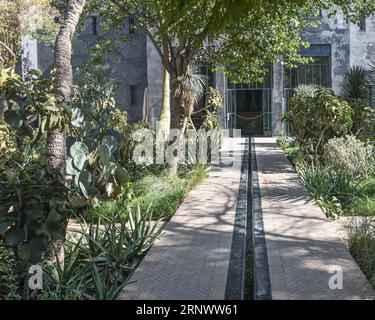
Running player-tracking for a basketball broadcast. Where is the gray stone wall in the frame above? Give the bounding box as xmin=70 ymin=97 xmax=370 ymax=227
xmin=146 ymin=36 xmax=163 ymax=127
xmin=34 ymin=11 xmax=375 ymax=134
xmin=349 ymin=15 xmax=375 ymax=69
xmin=37 ymin=17 xmax=148 ymax=123
xmin=271 ymin=11 xmax=352 ymax=136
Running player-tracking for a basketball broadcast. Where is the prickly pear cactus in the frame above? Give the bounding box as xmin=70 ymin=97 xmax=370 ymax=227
xmin=67 ymin=136 xmax=130 ymax=206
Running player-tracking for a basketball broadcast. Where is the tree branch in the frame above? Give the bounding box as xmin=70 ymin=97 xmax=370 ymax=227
xmin=0 ymin=40 xmax=16 ymax=61
xmin=109 ymin=0 xmax=174 ymax=75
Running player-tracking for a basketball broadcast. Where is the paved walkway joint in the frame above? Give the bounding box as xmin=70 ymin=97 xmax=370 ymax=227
xmin=254 ymin=137 xmax=375 ymax=300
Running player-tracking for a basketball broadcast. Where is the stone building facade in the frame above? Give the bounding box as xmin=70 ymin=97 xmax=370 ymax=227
xmin=27 ymin=10 xmax=375 ymax=136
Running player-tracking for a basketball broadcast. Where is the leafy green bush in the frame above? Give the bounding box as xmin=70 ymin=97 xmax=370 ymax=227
xmin=323 ymin=135 xmax=373 ymax=179
xmin=0 ymin=67 xmax=70 ymax=266
xmin=276 ymin=137 xmax=303 ymax=166
xmin=342 ymin=66 xmax=370 ymax=133
xmin=359 ymin=107 xmax=375 ymax=142
xmin=68 ymin=64 xmax=131 ymax=205
xmin=298 ymin=164 xmax=358 ymax=218
xmin=283 ymin=85 xmax=353 ymax=160
xmin=0 ymin=241 xmax=21 ymax=300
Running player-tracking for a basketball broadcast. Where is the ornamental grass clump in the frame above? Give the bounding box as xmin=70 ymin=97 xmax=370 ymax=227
xmin=323 ymin=135 xmax=373 ymax=179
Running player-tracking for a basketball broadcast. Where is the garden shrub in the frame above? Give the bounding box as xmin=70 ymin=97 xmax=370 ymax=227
xmin=283 ymin=85 xmax=353 ymax=160
xmin=276 ymin=137 xmax=303 ymax=166
xmin=323 ymin=135 xmax=373 ymax=179
xmin=0 ymin=241 xmax=21 ymax=300
xmin=348 ymin=197 xmax=375 ymax=216
xmin=298 ymin=163 xmax=357 ymax=219
xmin=342 ymin=66 xmax=370 ymax=134
xmin=348 ymin=219 xmax=375 ymax=288
xmin=68 ymin=63 xmax=131 ymax=206
xmin=40 ymin=205 xmax=159 ymax=300
xmin=0 ymin=67 xmax=70 ymax=266
xmin=359 ymin=107 xmax=375 ymax=142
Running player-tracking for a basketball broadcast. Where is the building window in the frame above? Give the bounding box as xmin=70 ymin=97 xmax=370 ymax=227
xmin=129 ymin=17 xmax=135 ymax=34
xmin=92 ymin=16 xmax=98 ymax=35
xmin=359 ymin=17 xmax=366 ymax=31
xmin=284 ymin=56 xmax=330 ymax=89
xmin=130 ymin=85 xmax=137 ymax=105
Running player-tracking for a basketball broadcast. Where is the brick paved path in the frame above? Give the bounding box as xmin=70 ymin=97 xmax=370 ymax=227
xmin=120 ymin=138 xmax=247 ymax=300
xmin=254 ymin=138 xmax=375 ymax=300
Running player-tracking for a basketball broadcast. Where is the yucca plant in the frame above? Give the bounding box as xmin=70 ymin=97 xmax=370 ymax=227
xmin=84 ymin=264 xmax=128 ymax=300
xmin=182 ymin=64 xmax=208 ymax=117
xmin=41 ymin=236 xmax=90 ymax=300
xmin=342 ymin=66 xmax=370 ymax=133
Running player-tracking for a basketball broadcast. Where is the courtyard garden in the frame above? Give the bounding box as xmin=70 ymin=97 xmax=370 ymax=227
xmin=279 ymin=66 xmax=375 ymax=289
xmin=1 ymin=0 xmax=375 ymax=303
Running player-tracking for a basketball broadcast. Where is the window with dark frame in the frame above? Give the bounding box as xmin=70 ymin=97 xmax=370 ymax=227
xmin=92 ymin=16 xmax=98 ymax=35
xmin=130 ymin=85 xmax=137 ymax=105
xmin=359 ymin=17 xmax=366 ymax=31
xmin=129 ymin=17 xmax=135 ymax=34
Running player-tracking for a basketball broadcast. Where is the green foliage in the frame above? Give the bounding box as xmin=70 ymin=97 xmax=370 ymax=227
xmin=359 ymin=107 xmax=375 ymax=142
xmin=348 ymin=197 xmax=375 ymax=217
xmin=283 ymin=85 xmax=353 ymax=160
xmin=0 ymin=67 xmax=69 ymax=139
xmin=276 ymin=137 xmax=304 ymax=166
xmin=342 ymin=66 xmax=370 ymax=132
xmin=200 ymin=87 xmax=223 ymax=131
xmin=108 ymin=120 xmax=144 ymax=168
xmin=84 ymin=200 xmax=127 ymax=223
xmin=68 ymin=64 xmax=131 ymax=205
xmin=205 ymin=87 xmax=223 ymax=110
xmin=0 ymin=0 xmax=21 ymax=67
xmin=41 ymin=205 xmax=159 ymax=300
xmin=333 ymin=0 xmax=375 ymax=22
xmin=323 ymin=135 xmax=373 ymax=179
xmin=201 ymin=110 xmax=219 ymax=131
xmin=67 ymin=140 xmax=130 ymax=205
xmin=0 ymin=154 xmax=69 ymax=265
xmin=298 ymin=164 xmax=358 ymax=219
xmin=0 ymin=241 xmax=21 ymax=300
xmin=70 ymin=63 xmax=120 ymax=141
xmin=130 ymin=165 xmax=209 ymax=220
xmin=0 ymin=67 xmax=70 ymax=266
xmin=182 ymin=63 xmax=208 ymax=115
xmin=348 ymin=218 xmax=375 ymax=289
xmin=0 ymin=121 xmax=16 ymax=154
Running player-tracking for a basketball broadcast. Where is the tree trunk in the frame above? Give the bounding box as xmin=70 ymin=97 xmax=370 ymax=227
xmin=157 ymin=67 xmax=171 ymax=137
xmin=44 ymin=0 xmax=86 ymax=266
xmin=167 ymin=75 xmax=185 ymax=177
xmin=171 ymin=76 xmax=184 ymax=129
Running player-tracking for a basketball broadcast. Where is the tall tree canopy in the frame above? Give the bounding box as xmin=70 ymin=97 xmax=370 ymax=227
xmin=86 ymin=0 xmax=327 ymax=128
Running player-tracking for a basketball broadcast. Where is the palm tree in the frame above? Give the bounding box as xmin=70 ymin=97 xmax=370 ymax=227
xmin=342 ymin=66 xmax=370 ymax=132
xmin=182 ymin=64 xmax=208 ymax=119
xmin=44 ymin=0 xmax=86 ymax=267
